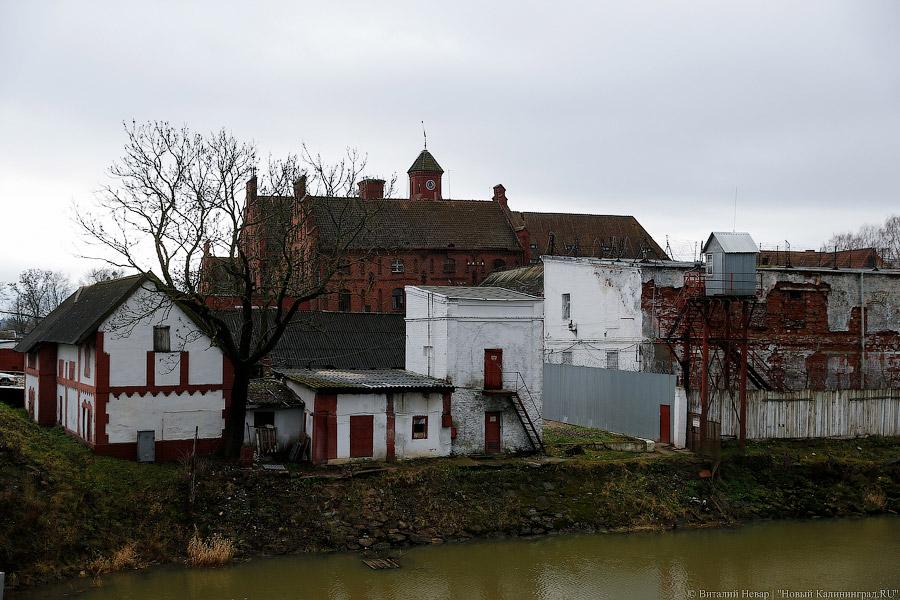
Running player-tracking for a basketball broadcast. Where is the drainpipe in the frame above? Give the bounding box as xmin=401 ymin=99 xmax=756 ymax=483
xmin=859 ymin=271 xmax=866 ymax=389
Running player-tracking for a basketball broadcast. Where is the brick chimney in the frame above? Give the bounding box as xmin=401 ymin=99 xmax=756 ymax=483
xmin=246 ymin=175 xmax=257 ymax=200
xmin=293 ymin=175 xmax=307 ymax=199
xmin=492 ymin=184 xmax=508 ymax=210
xmin=358 ymin=178 xmax=385 ymax=200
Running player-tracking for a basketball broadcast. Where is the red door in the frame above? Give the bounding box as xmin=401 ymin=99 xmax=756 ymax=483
xmin=484 ymin=349 xmax=503 ymax=390
xmin=485 ymin=411 xmax=501 ymax=453
xmin=349 ymin=415 xmax=374 ymax=458
xmin=659 ymin=404 xmax=671 ymax=444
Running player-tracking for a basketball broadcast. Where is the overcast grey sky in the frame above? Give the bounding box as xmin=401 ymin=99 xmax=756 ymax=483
xmin=1 ymin=1 xmax=898 ymax=281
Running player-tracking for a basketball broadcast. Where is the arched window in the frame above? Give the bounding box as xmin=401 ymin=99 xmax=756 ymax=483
xmin=443 ymin=258 xmax=456 ymax=274
xmin=492 ymin=259 xmax=506 ymax=271
xmin=391 ymin=288 xmax=404 ymax=311
xmin=338 ymin=289 xmax=352 ymax=312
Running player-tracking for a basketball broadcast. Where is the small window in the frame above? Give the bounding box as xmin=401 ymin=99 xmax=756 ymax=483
xmin=254 ymin=411 xmax=275 ymax=427
xmin=84 ymin=346 xmax=92 ymax=377
xmin=391 ymin=288 xmax=404 ymax=311
xmin=443 ymin=258 xmax=456 ymax=274
xmin=338 ymin=289 xmax=352 ymax=312
xmin=68 ymin=362 xmax=75 ymax=380
xmin=561 ymin=351 xmax=573 ymax=365
xmin=606 ymin=350 xmax=619 ymax=370
xmin=412 ymin=415 xmax=428 ymax=439
xmin=153 ymin=326 xmax=171 ymax=352
xmin=492 ymin=258 xmax=506 ymax=271
xmin=788 ymin=290 xmax=802 ymax=300
xmin=562 ymin=293 xmax=571 ymax=320
xmin=27 ymin=353 xmax=36 ymax=369
xmin=391 ymin=259 xmax=405 ymax=273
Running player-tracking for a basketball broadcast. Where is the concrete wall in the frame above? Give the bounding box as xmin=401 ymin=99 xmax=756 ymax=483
xmin=406 ymin=286 xmax=544 ymax=454
xmin=543 ymin=257 xmax=645 ymax=370
xmin=106 ymin=390 xmax=225 ymax=444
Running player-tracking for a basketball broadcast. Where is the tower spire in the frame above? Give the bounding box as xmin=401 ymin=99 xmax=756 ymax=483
xmin=421 ymin=120 xmax=427 ymax=150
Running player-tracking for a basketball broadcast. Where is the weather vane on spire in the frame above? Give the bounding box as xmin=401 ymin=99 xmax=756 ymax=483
xmin=422 ymin=120 xmax=427 ymax=150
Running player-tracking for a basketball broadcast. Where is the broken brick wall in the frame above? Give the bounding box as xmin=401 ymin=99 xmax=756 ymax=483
xmin=642 ymin=266 xmax=900 ymax=391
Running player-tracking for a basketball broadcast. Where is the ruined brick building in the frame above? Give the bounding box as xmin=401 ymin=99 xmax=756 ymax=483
xmin=208 ymin=148 xmax=667 ymax=313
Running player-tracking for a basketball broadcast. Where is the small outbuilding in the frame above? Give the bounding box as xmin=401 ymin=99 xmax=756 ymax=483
xmin=702 ymin=232 xmax=759 ymax=296
xmin=270 ymin=368 xmax=454 ymax=464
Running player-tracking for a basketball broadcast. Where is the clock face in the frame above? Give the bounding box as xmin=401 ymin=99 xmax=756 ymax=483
xmin=425 ymin=179 xmax=436 ymax=191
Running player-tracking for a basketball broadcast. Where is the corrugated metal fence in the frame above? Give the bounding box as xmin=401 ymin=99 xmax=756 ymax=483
xmin=690 ymin=389 xmax=900 ymax=439
xmin=543 ymin=363 xmax=675 ymax=440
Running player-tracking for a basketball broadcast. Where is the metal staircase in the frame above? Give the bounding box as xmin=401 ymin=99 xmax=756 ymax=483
xmin=504 ymin=372 xmax=545 ymax=454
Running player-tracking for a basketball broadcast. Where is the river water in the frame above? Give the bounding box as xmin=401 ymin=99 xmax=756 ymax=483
xmin=22 ymin=517 xmax=900 ymax=600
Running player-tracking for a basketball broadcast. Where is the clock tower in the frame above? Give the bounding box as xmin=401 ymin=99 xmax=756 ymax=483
xmin=408 ymin=149 xmax=443 ymax=200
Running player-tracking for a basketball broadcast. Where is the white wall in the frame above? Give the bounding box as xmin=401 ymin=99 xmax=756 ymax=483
xmin=106 ymin=390 xmax=224 ymax=443
xmin=101 ymin=282 xmax=223 ymax=388
xmin=406 ymin=286 xmax=544 ymax=454
xmin=392 ymin=391 xmax=450 ymax=459
xmin=244 ymin=407 xmax=306 ymax=450
xmin=543 ymin=257 xmax=644 ymax=370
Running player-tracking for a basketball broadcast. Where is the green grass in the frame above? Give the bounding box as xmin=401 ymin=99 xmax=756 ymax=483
xmin=0 ymin=402 xmax=187 ymax=587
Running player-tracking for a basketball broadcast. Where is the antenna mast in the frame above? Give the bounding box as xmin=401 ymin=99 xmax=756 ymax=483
xmin=421 ymin=120 xmax=427 ymax=150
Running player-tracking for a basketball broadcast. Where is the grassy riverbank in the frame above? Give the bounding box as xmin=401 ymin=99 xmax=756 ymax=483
xmin=1 ymin=403 xmax=898 ymax=590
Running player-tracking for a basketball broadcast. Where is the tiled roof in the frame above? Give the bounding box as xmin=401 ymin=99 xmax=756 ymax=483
xmin=16 ymin=275 xmax=145 ymax=353
xmin=407 ymin=149 xmax=443 ymax=174
xmin=480 ymin=265 xmax=545 ymax=297
xmin=511 ymin=211 xmax=668 ymax=260
xmin=247 ymin=378 xmax=302 ymax=407
xmin=277 ymin=368 xmax=452 ymax=392
xmin=412 ymin=286 xmax=540 ymax=301
xmin=217 ymin=310 xmax=405 ymax=369
xmin=758 ymin=248 xmax=886 ymax=269
xmin=309 ymin=197 xmax=522 ymax=252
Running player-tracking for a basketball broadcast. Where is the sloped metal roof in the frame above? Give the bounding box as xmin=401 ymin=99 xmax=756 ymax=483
xmin=247 ymin=378 xmax=302 ymax=408
xmin=703 ymin=232 xmax=758 ymax=254
xmin=412 ymin=286 xmax=540 ymax=301
xmin=480 ymin=265 xmax=545 ymax=297
xmin=277 ymin=368 xmax=452 ymax=392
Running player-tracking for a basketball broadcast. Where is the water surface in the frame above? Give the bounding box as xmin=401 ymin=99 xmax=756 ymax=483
xmin=24 ymin=517 xmax=900 ymax=600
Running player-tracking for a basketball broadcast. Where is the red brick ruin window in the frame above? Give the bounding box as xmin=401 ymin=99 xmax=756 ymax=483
xmin=412 ymin=415 xmax=428 ymax=439
xmin=443 ymin=258 xmax=456 ymax=274
xmin=391 ymin=288 xmax=404 ymax=312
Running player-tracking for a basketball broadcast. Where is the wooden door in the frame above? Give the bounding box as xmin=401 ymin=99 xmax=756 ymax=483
xmin=349 ymin=415 xmax=374 ymax=458
xmin=484 ymin=349 xmax=503 ymax=390
xmin=659 ymin=404 xmax=671 ymax=444
xmin=484 ymin=411 xmax=501 ymax=453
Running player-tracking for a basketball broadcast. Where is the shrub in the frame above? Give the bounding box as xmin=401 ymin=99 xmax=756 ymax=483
xmin=186 ymin=531 xmax=234 ymax=567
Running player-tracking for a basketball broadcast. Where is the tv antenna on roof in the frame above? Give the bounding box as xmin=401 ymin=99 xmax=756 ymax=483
xmin=421 ymin=120 xmax=427 ymax=150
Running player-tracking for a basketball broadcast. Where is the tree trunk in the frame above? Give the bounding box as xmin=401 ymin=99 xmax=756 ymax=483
xmin=223 ymin=365 xmax=251 ymax=459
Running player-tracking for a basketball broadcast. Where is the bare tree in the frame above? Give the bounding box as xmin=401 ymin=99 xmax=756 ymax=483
xmin=76 ymin=121 xmax=382 ymax=457
xmin=825 ymin=214 xmax=900 ymax=266
xmin=81 ymin=267 xmax=127 ymax=285
xmin=2 ymin=269 xmax=73 ymax=334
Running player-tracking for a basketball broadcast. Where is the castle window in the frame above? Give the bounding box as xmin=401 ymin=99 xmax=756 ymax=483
xmin=443 ymin=258 xmax=456 ymax=274
xmin=391 ymin=288 xmax=404 ymax=311
xmin=391 ymin=259 xmax=405 ymax=273
xmin=338 ymin=290 xmax=352 ymax=312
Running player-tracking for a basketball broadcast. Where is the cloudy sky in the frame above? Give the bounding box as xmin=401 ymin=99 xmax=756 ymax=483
xmin=1 ymin=1 xmax=898 ymax=282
